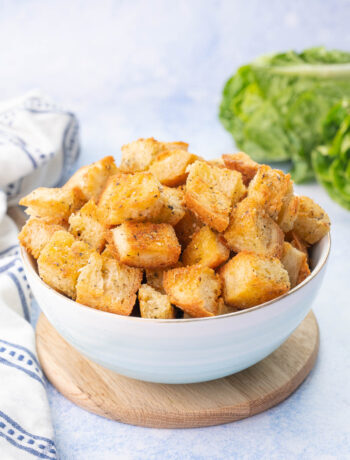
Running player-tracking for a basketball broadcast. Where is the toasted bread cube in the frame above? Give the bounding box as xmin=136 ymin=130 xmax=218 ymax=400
xmin=163 ymin=265 xmax=221 ymax=317
xmin=64 ymin=156 xmax=117 ymax=202
xmin=69 ymin=200 xmax=106 ymax=251
xmin=222 ymin=152 xmax=259 ymax=186
xmin=277 ymin=184 xmax=299 ymax=233
xmin=174 ymin=209 xmax=203 ymax=247
xmin=220 ymin=252 xmax=290 ymax=309
xmin=185 ymin=161 xmax=246 ymax=232
xmin=76 ymin=251 xmax=143 ymax=315
xmin=120 ymin=137 xmax=189 ymax=173
xmin=297 ymin=257 xmax=311 ymax=285
xmin=19 ymin=187 xmax=82 ymax=223
xmin=207 ymin=158 xmax=225 ymax=168
xmin=248 ymin=165 xmax=292 ymax=219
xmin=138 ymin=284 xmax=175 ymax=319
xmin=286 ymin=230 xmax=309 ymax=257
xmin=152 ymin=185 xmax=186 ymax=226
xmin=146 ymin=262 xmax=183 ymax=294
xmin=18 ymin=218 xmax=64 ymax=259
xmin=150 ymin=149 xmax=198 ymax=186
xmin=293 ymin=196 xmax=330 ymax=244
xmin=217 ymin=297 xmax=239 ymax=315
xmin=98 ymin=172 xmax=162 ymax=226
xmin=37 ymin=230 xmax=93 ymax=299
xmin=109 ymin=222 xmax=181 ymax=268
xmin=224 ymin=198 xmax=284 ymax=258
xmin=281 ymin=242 xmax=307 ymax=288
xmin=182 ymin=226 xmax=229 ymax=269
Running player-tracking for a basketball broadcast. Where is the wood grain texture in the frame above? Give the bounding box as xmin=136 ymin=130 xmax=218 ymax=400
xmin=36 ymin=311 xmax=319 ymax=428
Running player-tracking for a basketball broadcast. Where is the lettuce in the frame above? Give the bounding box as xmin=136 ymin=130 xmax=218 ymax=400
xmin=219 ymin=47 xmax=350 ymax=183
xmin=312 ymin=100 xmax=350 ymax=209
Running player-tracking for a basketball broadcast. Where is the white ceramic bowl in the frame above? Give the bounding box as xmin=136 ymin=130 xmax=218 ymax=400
xmin=22 ymin=235 xmax=330 ymax=384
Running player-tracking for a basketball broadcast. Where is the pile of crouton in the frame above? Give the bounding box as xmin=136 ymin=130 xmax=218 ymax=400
xmin=18 ymin=138 xmax=330 ymax=319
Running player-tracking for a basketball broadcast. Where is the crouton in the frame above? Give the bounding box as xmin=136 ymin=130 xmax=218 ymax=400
xmin=152 ymin=185 xmax=186 ymax=226
xmin=98 ymin=172 xmax=162 ymax=226
xmin=174 ymin=209 xmax=203 ymax=247
xmin=222 ymin=152 xmax=259 ymax=186
xmin=248 ymin=165 xmax=292 ymax=219
xmin=277 ymin=184 xmax=299 ymax=233
xmin=293 ymin=196 xmax=330 ymax=244
xmin=217 ymin=297 xmax=239 ymax=315
xmin=281 ymin=242 xmax=307 ymax=288
xmin=182 ymin=226 xmax=229 ymax=269
xmin=207 ymin=158 xmax=225 ymax=168
xmin=76 ymin=251 xmax=143 ymax=316
xmin=185 ymin=161 xmax=246 ymax=232
xmin=297 ymin=257 xmax=311 ymax=285
xmin=163 ymin=265 xmax=221 ymax=317
xmin=69 ymin=200 xmax=106 ymax=252
xmin=108 ymin=222 xmax=181 ymax=268
xmin=150 ymin=149 xmax=198 ymax=186
xmin=18 ymin=218 xmax=64 ymax=259
xmin=224 ymin=198 xmax=284 ymax=258
xmin=64 ymin=156 xmax=118 ymax=202
xmin=286 ymin=230 xmax=309 ymax=257
xmin=19 ymin=187 xmax=82 ymax=223
xmin=120 ymin=137 xmax=188 ymax=173
xmin=220 ymin=252 xmax=290 ymax=309
xmin=37 ymin=230 xmax=93 ymax=299
xmin=138 ymin=284 xmax=175 ymax=319
xmin=145 ymin=262 xmax=183 ymax=294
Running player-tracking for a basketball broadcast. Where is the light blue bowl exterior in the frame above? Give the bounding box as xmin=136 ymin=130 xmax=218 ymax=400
xmin=22 ymin=235 xmax=329 ymax=384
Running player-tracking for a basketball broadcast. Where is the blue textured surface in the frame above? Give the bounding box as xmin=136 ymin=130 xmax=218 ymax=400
xmin=3 ymin=0 xmax=350 ymax=458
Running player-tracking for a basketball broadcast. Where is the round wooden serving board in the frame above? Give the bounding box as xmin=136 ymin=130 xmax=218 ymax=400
xmin=36 ymin=311 xmax=319 ymax=429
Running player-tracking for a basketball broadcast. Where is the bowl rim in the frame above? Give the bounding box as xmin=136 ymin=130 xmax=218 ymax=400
xmin=20 ymin=232 xmax=331 ymax=324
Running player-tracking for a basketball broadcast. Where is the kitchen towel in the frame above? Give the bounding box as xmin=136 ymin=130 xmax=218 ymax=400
xmin=0 ymin=91 xmax=80 ymax=459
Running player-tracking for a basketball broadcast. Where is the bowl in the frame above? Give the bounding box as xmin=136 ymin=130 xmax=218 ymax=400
xmin=21 ymin=234 xmax=330 ymax=384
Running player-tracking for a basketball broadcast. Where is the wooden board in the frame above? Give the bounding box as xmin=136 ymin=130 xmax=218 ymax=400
xmin=36 ymin=311 xmax=319 ymax=428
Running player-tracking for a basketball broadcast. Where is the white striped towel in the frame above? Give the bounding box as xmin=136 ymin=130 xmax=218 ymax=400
xmin=0 ymin=91 xmax=80 ymax=459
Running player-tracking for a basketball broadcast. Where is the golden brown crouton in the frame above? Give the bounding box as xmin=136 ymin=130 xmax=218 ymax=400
xmin=174 ymin=209 xmax=203 ymax=247
xmin=152 ymin=185 xmax=186 ymax=226
xmin=224 ymin=198 xmax=284 ymax=258
xmin=64 ymin=156 xmax=118 ymax=202
xmin=286 ymin=230 xmax=309 ymax=257
xmin=222 ymin=152 xmax=259 ymax=186
xmin=98 ymin=172 xmax=162 ymax=226
xmin=18 ymin=218 xmax=64 ymax=259
xmin=297 ymin=257 xmax=311 ymax=285
xmin=277 ymin=184 xmax=299 ymax=233
xmin=248 ymin=165 xmax=292 ymax=219
xmin=163 ymin=265 xmax=221 ymax=317
xmin=281 ymin=242 xmax=307 ymax=288
xmin=76 ymin=251 xmax=143 ymax=316
xmin=206 ymin=158 xmax=225 ymax=168
xmin=120 ymin=137 xmax=189 ymax=173
xmin=185 ymin=161 xmax=246 ymax=232
xmin=69 ymin=200 xmax=106 ymax=252
xmin=293 ymin=196 xmax=330 ymax=244
xmin=37 ymin=230 xmax=93 ymax=299
xmin=149 ymin=149 xmax=198 ymax=186
xmin=138 ymin=284 xmax=175 ymax=319
xmin=220 ymin=252 xmax=290 ymax=309
xmin=145 ymin=262 xmax=183 ymax=294
xmin=182 ymin=226 xmax=229 ymax=269
xmin=19 ymin=187 xmax=82 ymax=223
xmin=108 ymin=221 xmax=181 ymax=269
xmin=217 ymin=297 xmax=239 ymax=315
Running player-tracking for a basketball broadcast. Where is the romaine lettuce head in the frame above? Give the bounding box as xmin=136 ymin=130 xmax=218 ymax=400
xmin=312 ymin=100 xmax=350 ymax=209
xmin=219 ymin=47 xmax=350 ymax=183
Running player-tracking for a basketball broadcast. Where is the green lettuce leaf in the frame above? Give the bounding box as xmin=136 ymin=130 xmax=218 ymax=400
xmin=312 ymin=100 xmax=350 ymax=209
xmin=219 ymin=47 xmax=350 ymax=183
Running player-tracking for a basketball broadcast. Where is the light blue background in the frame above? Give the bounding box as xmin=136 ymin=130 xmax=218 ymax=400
xmin=2 ymin=0 xmax=350 ymax=458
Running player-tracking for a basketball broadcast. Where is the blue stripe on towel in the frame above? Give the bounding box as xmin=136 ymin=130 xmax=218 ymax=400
xmin=0 ymin=340 xmax=40 ymax=369
xmin=7 ymin=272 xmax=30 ymax=321
xmin=0 ymin=357 xmax=45 ymax=387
